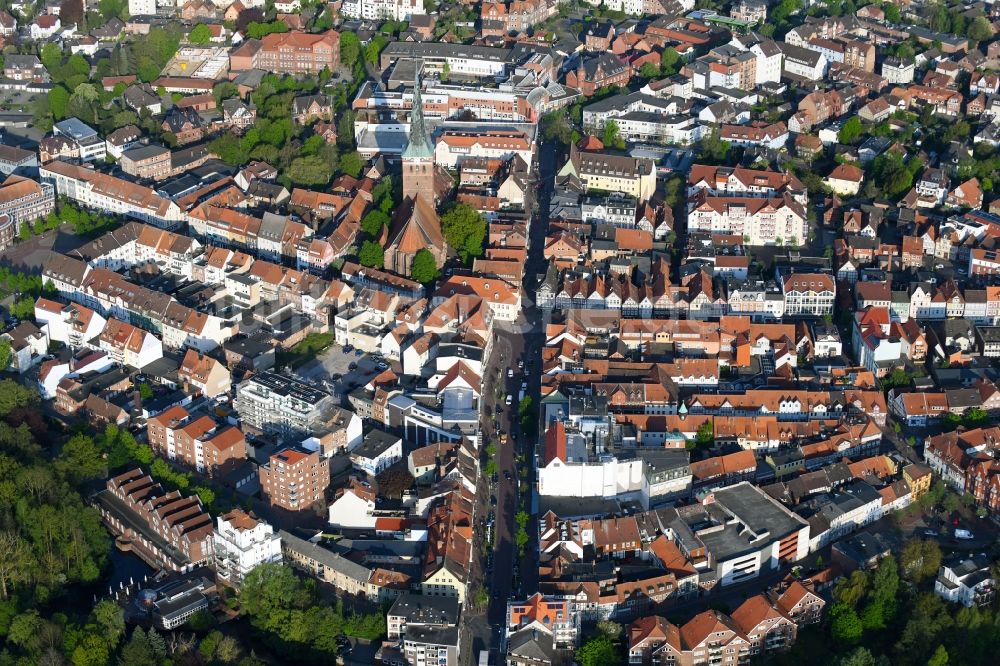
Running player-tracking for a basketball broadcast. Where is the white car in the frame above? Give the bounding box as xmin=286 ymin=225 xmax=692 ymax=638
xmin=505 ymin=394 xmax=512 ymax=406
xmin=507 ymin=369 xmax=513 ymax=378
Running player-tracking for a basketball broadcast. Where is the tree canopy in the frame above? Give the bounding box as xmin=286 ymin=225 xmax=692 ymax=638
xmin=576 ymin=635 xmax=621 ymax=666
xmin=441 ymin=203 xmax=487 ymax=263
xmin=410 ymin=249 xmax=440 ymax=284
xmin=188 ymin=23 xmax=213 ymax=45
xmin=359 ymin=240 xmax=385 ymax=268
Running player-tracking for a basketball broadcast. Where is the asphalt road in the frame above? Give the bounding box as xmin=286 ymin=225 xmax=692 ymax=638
xmin=462 ymin=141 xmax=560 ymax=660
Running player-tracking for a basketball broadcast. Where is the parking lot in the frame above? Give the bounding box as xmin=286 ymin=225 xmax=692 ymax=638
xmin=294 ymin=345 xmax=391 ymax=398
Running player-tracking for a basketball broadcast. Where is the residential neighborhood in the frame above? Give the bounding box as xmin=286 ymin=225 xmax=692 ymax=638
xmin=1 ymin=0 xmax=1000 ymax=665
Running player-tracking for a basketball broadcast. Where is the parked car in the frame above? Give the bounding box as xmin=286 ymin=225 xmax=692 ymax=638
xmin=505 ymin=394 xmax=512 ymax=405
xmin=955 ymin=529 xmax=975 ymax=540
xmin=343 ymin=345 xmax=353 ymax=353
xmin=507 ymin=368 xmax=514 ymax=378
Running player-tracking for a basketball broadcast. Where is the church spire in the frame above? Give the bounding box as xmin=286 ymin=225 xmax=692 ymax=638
xmin=403 ymin=60 xmax=433 ymax=159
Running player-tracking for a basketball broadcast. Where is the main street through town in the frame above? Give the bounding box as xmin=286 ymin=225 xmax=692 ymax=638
xmin=461 ymin=141 xmax=559 ymax=662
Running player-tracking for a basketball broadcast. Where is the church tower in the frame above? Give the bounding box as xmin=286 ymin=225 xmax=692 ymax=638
xmin=401 ymin=63 xmax=436 ymax=205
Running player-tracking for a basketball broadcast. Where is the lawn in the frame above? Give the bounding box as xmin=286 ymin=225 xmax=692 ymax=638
xmin=277 ymin=332 xmax=336 ymax=368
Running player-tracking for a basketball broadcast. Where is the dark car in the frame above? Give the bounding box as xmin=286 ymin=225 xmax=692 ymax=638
xmin=504 ymin=470 xmax=512 ymax=481
xmin=348 ymin=362 xmax=358 ymax=370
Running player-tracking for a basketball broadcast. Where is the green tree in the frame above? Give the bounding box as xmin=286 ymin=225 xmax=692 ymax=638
xmin=246 ymin=21 xmax=290 ymax=40
xmin=49 ymin=85 xmax=71 ymax=120
xmin=239 ymin=563 xmax=313 ymax=618
xmin=71 ymin=632 xmax=111 ymax=666
xmin=540 ymin=111 xmax=573 ymax=145
xmin=927 ymin=645 xmax=949 ymax=666
xmin=829 ymin=603 xmax=864 ymax=644
xmin=57 ymin=434 xmax=106 ymax=484
xmin=941 ymin=412 xmax=962 ymax=432
xmin=361 ymin=210 xmax=391 ymax=237
xmin=694 ymin=420 xmax=714 ymax=448
xmin=365 ymin=35 xmax=389 ymax=66
xmin=596 ymin=620 xmax=622 ymax=639
xmin=836 ymin=647 xmax=877 ymax=666
xmin=900 ymin=539 xmax=942 ymax=583
xmin=65 ymin=54 xmax=91 ymax=79
xmin=337 ymin=110 xmax=356 ymax=150
xmin=962 ymin=407 xmax=989 ymax=428
xmin=288 ymin=155 xmax=334 ymax=186
xmin=0 ymin=338 xmax=10 ymax=372
xmin=883 ymin=4 xmax=900 ymax=23
xmin=576 ymin=635 xmax=620 ymax=666
xmin=213 ymin=81 xmax=238 ymax=107
xmin=839 ymin=116 xmax=864 ymax=145
xmin=661 ymin=47 xmax=681 ymax=76
xmin=9 ymin=296 xmax=34 ymax=321
xmin=441 ymin=203 xmax=487 ymax=263
xmin=40 ymin=43 xmax=63 ymax=78
xmin=359 ymin=240 xmax=384 ymax=268
xmin=7 ymin=610 xmax=41 ymax=651
xmin=313 ymin=7 xmax=333 ymax=31
xmin=118 ymin=628 xmax=156 ymax=666
xmin=340 ymin=32 xmax=361 ymax=69
xmin=639 ymin=62 xmax=659 ymax=79
xmin=340 ymin=151 xmax=364 ymax=178
xmin=602 ymin=120 xmax=625 ymax=149
xmin=93 ymin=599 xmax=125 ymax=643
xmin=98 ymin=0 xmax=126 ymax=20
xmin=189 ymin=23 xmax=213 ymax=45
xmin=410 ymin=249 xmax=440 ymax=284
xmin=881 ymin=367 xmax=911 ymax=392
xmin=967 ymin=16 xmax=993 ymax=43
xmin=519 ymin=396 xmax=537 ymax=435
xmin=699 ymin=127 xmax=730 ymax=163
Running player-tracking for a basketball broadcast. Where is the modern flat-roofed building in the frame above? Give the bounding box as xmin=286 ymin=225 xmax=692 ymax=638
xmin=52 ymin=118 xmax=107 ymax=161
xmin=234 ymin=371 xmax=334 ymax=438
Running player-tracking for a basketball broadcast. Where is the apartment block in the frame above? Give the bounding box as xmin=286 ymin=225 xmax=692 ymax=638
xmin=146 ymin=405 xmax=247 ymax=476
xmin=234 ymin=371 xmax=334 ymax=438
xmin=120 ymin=144 xmax=172 ymax=181
xmin=97 ymin=468 xmax=214 ymax=571
xmin=259 ymin=447 xmax=331 ymax=513
xmin=213 ymin=509 xmax=282 ymax=588
xmin=0 ymin=174 xmax=54 ymax=245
